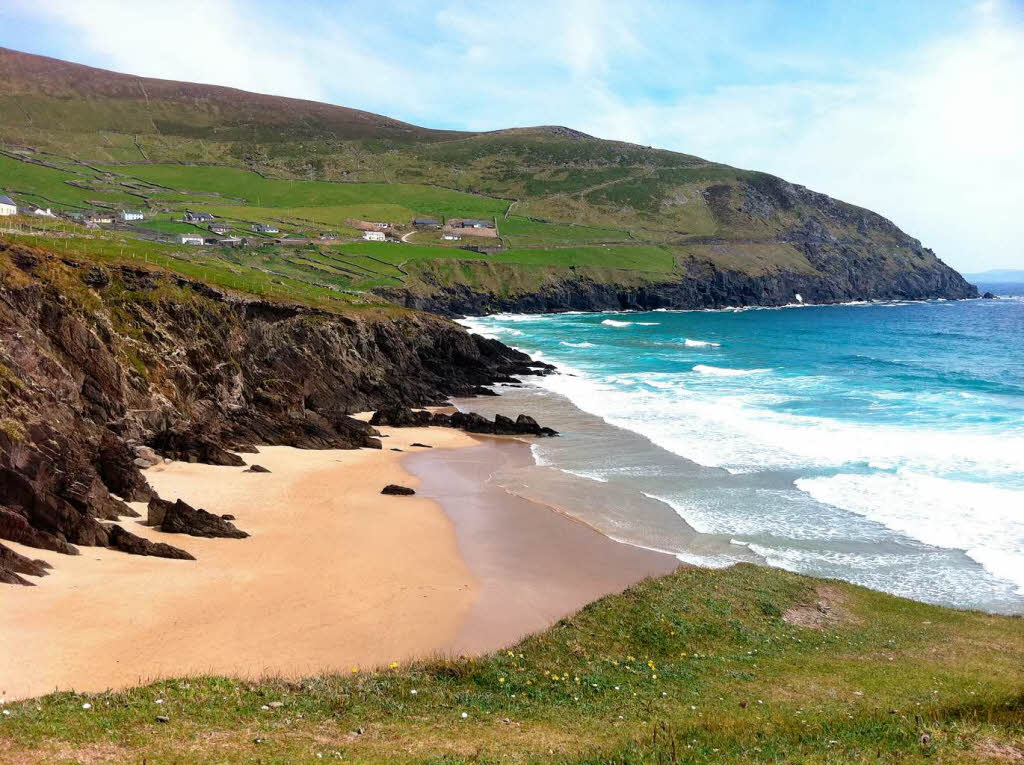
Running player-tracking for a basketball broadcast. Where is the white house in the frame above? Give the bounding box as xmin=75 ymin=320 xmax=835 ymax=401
xmin=252 ymin=223 xmax=279 ymax=234
xmin=32 ymin=207 xmax=55 ymax=217
xmin=178 ymin=233 xmax=205 ymax=245
xmin=184 ymin=211 xmax=215 ymax=223
xmin=442 ymin=234 xmax=461 ymax=241
xmin=0 ymin=194 xmax=17 ymax=216
xmin=362 ymin=230 xmax=386 ymax=241
xmin=120 ymin=210 xmax=144 ymax=221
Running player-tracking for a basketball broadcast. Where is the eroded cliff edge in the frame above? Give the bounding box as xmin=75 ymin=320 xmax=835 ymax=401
xmin=0 ymin=243 xmax=548 ymax=582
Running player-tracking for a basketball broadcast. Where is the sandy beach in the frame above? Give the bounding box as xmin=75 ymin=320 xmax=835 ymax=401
xmin=0 ymin=424 xmax=675 ymax=701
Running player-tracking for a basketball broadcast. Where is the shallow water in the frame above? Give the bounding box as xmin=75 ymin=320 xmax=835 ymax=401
xmin=458 ymin=296 xmax=1024 ymax=614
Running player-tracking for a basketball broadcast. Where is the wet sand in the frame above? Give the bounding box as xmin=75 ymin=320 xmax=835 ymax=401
xmin=0 ymin=426 xmax=677 ymax=702
xmin=406 ymin=439 xmax=679 ymax=652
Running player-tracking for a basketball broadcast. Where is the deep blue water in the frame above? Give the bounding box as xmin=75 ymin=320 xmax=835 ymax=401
xmin=462 ymin=296 xmax=1024 ymax=613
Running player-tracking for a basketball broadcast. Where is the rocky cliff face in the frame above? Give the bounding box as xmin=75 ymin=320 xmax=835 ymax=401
xmin=0 ymin=243 xmax=548 ymax=582
xmin=378 ymin=178 xmax=977 ymax=316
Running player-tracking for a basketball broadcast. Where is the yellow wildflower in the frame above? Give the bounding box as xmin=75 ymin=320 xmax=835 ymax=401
xmin=498 ymin=677 xmax=506 ymax=684
xmin=389 ymin=661 xmax=399 ymax=669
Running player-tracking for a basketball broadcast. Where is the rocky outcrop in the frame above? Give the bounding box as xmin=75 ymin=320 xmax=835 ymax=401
xmin=0 ymin=541 xmax=51 ymax=585
xmin=159 ymin=500 xmax=249 ymax=539
xmin=107 ymin=524 xmax=195 ymax=560
xmin=0 ymin=243 xmax=551 ymax=580
xmin=381 ymin=484 xmax=415 ymax=496
xmin=370 ymin=406 xmax=558 ymax=436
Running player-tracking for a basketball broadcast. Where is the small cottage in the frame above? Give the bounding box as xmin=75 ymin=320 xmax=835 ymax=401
xmin=184 ymin=211 xmax=215 ymax=223
xmin=178 ymin=233 xmax=205 ymax=245
xmin=413 ymin=217 xmax=441 ymax=227
xmin=362 ymin=230 xmax=386 ymax=241
xmin=120 ymin=210 xmax=144 ymax=221
xmin=209 ymin=224 xmax=231 ymax=234
xmin=252 ymin=223 xmax=280 ymax=234
xmin=0 ymin=194 xmax=16 ymax=216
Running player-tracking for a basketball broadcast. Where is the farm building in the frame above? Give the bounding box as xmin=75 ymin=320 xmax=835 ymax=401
xmin=252 ymin=223 xmax=279 ymax=234
xmin=30 ymin=207 xmax=55 ymax=217
xmin=218 ymin=237 xmax=246 ymax=247
xmin=442 ymin=234 xmax=462 ymax=241
xmin=178 ymin=233 xmax=205 ymax=245
xmin=87 ymin=212 xmax=114 ymax=224
xmin=184 ymin=211 xmax=215 ymax=223
xmin=362 ymin=230 xmax=386 ymax=241
xmin=455 ymin=218 xmax=495 ymax=229
xmin=119 ymin=210 xmax=144 ymax=221
xmin=0 ymin=194 xmax=16 ymax=216
xmin=209 ymin=223 xmax=231 ymax=234
xmin=413 ymin=217 xmax=440 ymax=227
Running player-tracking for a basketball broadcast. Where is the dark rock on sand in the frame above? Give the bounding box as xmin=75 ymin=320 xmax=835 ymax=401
xmin=390 ymin=448 xmax=403 ymax=452
xmin=150 ymin=428 xmax=246 ymax=467
xmin=160 ymin=499 xmax=249 ymax=539
xmin=244 ymin=464 xmax=271 ymax=473
xmin=410 ymin=442 xmax=433 ymax=448
xmin=221 ymin=514 xmax=235 ymax=521
xmin=371 ymin=406 xmax=557 ymax=437
xmin=381 ymin=484 xmax=416 ymax=496
xmin=982 ymin=292 xmax=997 ymax=299
xmin=0 ymin=541 xmax=52 ymax=585
xmin=107 ymin=524 xmax=195 ymax=560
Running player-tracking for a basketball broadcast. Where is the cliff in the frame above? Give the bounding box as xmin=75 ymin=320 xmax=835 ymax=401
xmin=0 ymin=242 xmax=547 ymax=582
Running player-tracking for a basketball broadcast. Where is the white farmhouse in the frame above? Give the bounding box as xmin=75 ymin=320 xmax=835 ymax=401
xmin=120 ymin=210 xmax=144 ymax=221
xmin=362 ymin=230 xmax=386 ymax=241
xmin=0 ymin=194 xmax=17 ymax=216
xmin=32 ymin=207 xmax=55 ymax=217
xmin=178 ymin=233 xmax=205 ymax=245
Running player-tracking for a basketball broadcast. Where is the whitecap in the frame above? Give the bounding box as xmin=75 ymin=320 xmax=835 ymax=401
xmin=692 ymin=364 xmax=770 ymax=377
xmin=684 ymin=338 xmax=721 ymax=348
xmin=601 ymin=319 xmax=632 ymax=327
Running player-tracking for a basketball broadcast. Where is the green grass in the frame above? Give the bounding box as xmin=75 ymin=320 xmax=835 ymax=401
xmin=99 ymin=164 xmax=510 ymax=218
xmin=0 ymin=564 xmax=1020 ymax=763
xmin=499 ymin=216 xmax=631 ymax=246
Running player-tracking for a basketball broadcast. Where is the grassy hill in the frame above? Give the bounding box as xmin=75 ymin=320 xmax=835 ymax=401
xmin=0 ymin=564 xmax=1020 ymax=763
xmin=0 ymin=46 xmax=976 ymax=314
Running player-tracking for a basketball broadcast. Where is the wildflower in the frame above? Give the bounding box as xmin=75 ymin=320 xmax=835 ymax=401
xmin=351 ymin=666 xmax=359 ymax=675
xmin=627 ymin=656 xmax=635 ymax=662
xmin=155 ymin=699 xmax=164 ymax=705
xmin=507 ymin=650 xmax=514 ymax=657
xmin=498 ymin=677 xmax=506 ymax=684
xmin=651 ymin=674 xmax=658 ymax=680
xmin=460 ymin=712 xmax=468 ymax=719
xmin=389 ymin=661 xmax=399 ymax=669
xmin=410 ymin=689 xmax=417 ymax=695
xmin=82 ymin=703 xmax=92 ymax=710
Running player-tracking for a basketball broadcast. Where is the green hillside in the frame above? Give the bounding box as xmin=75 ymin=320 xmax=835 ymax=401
xmin=0 ymin=46 xmax=977 ymax=313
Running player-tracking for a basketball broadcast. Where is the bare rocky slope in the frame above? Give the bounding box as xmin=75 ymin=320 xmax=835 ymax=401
xmin=0 ymin=242 xmax=549 ymax=583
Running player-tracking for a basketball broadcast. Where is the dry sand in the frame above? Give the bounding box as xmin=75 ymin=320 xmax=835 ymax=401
xmin=0 ymin=425 xmax=677 ymax=702
xmin=0 ymin=427 xmax=479 ymax=701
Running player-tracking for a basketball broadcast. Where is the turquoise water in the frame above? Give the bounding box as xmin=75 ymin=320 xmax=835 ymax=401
xmin=461 ymin=296 xmax=1024 ymax=613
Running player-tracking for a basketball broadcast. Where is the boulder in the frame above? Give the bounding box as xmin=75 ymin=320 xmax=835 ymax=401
xmin=160 ymin=499 xmax=249 ymax=539
xmin=107 ymin=524 xmax=195 ymax=560
xmin=244 ymin=464 xmax=271 ymax=473
xmin=982 ymin=292 xmax=997 ymax=299
xmin=0 ymin=541 xmax=52 ymax=585
xmin=381 ymin=484 xmax=416 ymax=496
xmin=149 ymin=429 xmax=245 ymax=467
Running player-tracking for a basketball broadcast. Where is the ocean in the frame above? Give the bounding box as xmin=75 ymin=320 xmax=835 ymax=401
xmin=458 ymin=293 xmax=1024 ymax=614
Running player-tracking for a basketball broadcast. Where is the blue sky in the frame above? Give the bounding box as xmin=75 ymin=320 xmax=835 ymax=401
xmin=2 ymin=0 xmax=1022 ymax=271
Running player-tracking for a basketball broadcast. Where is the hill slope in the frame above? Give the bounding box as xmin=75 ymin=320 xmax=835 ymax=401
xmin=0 ymin=47 xmax=976 ymax=311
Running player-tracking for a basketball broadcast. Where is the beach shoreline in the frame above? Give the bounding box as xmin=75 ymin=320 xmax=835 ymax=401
xmin=0 ymin=424 xmax=676 ymax=702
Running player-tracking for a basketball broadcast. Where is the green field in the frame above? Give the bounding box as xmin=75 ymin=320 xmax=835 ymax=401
xmin=499 ymin=216 xmax=632 ymax=245
xmin=0 ymin=564 xmax=1020 ymax=763
xmin=99 ymin=164 xmax=510 ymax=218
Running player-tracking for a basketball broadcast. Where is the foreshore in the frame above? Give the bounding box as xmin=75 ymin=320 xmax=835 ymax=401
xmin=0 ymin=424 xmax=675 ymax=701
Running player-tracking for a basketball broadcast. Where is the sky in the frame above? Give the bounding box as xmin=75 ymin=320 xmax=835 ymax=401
xmin=2 ymin=0 xmax=1022 ymax=272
